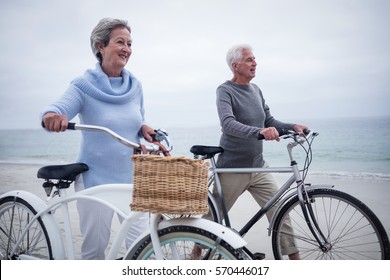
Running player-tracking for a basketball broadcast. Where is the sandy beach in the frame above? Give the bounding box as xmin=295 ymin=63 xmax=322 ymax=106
xmin=1 ymin=162 xmax=389 ymax=260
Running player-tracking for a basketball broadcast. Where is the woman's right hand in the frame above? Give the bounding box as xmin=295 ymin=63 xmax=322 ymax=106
xmin=42 ymin=113 xmax=68 ymax=132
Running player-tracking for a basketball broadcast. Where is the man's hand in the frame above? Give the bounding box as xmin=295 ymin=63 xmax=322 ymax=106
xmin=293 ymin=124 xmax=309 ymax=134
xmin=259 ymin=127 xmax=280 ymax=141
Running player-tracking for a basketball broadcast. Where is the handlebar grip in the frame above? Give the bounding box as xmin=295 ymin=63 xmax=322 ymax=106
xmin=67 ymin=123 xmax=76 ymax=130
xmin=41 ymin=121 xmax=76 ymax=130
xmin=278 ymin=128 xmax=290 ymax=136
xmin=257 ymin=133 xmax=264 ymax=140
xmin=257 ymin=128 xmax=289 ymax=140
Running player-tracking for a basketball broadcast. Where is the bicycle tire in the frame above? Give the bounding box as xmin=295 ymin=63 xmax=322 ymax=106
xmin=0 ymin=196 xmax=54 ymax=260
xmin=125 ymin=225 xmax=248 ymax=260
xmin=272 ymin=188 xmax=390 ymax=260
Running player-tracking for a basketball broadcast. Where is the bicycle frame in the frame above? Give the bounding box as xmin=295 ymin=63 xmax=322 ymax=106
xmin=206 ymin=133 xmax=334 ymax=248
xmin=5 ymin=184 xmax=143 ymax=259
xmin=3 ymin=183 xmax=247 ymax=260
xmin=210 ymin=159 xmax=298 ymax=232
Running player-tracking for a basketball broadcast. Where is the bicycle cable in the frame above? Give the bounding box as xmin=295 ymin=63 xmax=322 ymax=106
xmin=298 ymin=134 xmax=315 ymax=181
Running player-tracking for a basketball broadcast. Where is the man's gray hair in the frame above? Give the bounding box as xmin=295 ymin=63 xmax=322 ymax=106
xmin=226 ymin=44 xmax=253 ymax=72
xmin=90 ymin=18 xmax=131 ymax=62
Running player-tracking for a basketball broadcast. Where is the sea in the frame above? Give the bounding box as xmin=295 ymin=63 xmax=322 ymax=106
xmin=1 ymin=116 xmax=389 ymax=182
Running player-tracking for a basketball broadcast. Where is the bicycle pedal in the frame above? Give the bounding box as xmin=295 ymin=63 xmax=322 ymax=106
xmin=253 ymin=252 xmax=266 ymax=260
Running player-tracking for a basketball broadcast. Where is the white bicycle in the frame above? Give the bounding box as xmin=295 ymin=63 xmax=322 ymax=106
xmin=0 ymin=123 xmax=247 ymax=260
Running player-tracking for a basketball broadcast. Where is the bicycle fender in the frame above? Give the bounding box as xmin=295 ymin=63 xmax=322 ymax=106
xmin=0 ymin=190 xmax=65 ymax=259
xmin=208 ymin=192 xmax=222 ymax=223
xmin=267 ymin=184 xmax=334 ymax=236
xmin=125 ymin=217 xmax=247 ymax=258
xmin=160 ymin=218 xmax=247 ymax=249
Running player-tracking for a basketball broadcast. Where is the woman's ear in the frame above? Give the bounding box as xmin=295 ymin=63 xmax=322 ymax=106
xmin=97 ymin=42 xmax=105 ymax=53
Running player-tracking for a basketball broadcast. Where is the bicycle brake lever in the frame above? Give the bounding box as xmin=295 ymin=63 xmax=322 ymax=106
xmin=153 ymin=129 xmax=173 ymax=151
xmin=154 ymin=128 xmax=168 ymax=138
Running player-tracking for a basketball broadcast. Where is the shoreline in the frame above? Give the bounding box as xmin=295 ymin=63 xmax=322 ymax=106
xmin=1 ymin=162 xmax=389 ymax=259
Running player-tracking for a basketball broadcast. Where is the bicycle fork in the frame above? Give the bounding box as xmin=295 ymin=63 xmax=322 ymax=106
xmin=297 ymin=184 xmax=332 ymax=252
xmin=149 ymin=214 xmax=188 ymax=260
xmin=149 ymin=213 xmax=165 ymax=259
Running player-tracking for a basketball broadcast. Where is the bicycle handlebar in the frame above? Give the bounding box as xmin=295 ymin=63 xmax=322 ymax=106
xmin=42 ymin=121 xmax=173 ymax=153
xmin=257 ymin=128 xmax=311 ymax=140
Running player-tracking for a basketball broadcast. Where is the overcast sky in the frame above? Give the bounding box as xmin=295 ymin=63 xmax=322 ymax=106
xmin=0 ymin=0 xmax=389 ymax=129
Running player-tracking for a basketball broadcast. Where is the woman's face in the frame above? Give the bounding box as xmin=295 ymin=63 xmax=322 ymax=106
xmin=98 ymin=26 xmax=132 ymax=76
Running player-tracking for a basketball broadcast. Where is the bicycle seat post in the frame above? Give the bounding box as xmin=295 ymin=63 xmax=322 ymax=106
xmin=59 ymin=191 xmax=75 ymax=259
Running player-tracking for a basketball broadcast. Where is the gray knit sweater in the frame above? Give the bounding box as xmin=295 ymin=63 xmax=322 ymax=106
xmin=216 ymin=80 xmax=295 ymax=168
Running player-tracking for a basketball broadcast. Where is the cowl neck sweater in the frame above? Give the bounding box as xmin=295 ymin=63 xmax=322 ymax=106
xmin=72 ymin=63 xmax=139 ymax=104
xmin=42 ymin=63 xmax=146 ymax=188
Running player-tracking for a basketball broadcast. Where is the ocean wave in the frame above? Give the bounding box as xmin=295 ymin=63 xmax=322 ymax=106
xmin=309 ymin=171 xmax=390 ymax=182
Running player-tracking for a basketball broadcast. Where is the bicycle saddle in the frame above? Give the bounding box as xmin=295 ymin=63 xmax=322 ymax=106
xmin=37 ymin=163 xmax=89 ymax=181
xmin=190 ymin=145 xmax=224 ymax=158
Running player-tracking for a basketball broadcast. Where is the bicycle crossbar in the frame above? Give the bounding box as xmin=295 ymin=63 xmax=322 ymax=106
xmin=215 ymin=167 xmax=294 ymax=173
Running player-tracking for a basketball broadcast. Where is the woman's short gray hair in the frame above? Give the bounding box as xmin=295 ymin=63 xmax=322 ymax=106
xmin=226 ymin=44 xmax=253 ymax=72
xmin=90 ymin=18 xmax=131 ymax=62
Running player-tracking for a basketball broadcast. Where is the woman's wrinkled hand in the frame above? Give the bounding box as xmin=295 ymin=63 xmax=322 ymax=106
xmin=42 ymin=113 xmax=68 ymax=132
xmin=141 ymin=125 xmax=157 ymax=143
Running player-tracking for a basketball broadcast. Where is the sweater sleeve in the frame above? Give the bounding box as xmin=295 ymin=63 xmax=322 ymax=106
xmin=216 ymin=85 xmax=261 ymax=139
xmin=40 ymin=84 xmax=84 ymax=121
xmin=254 ymin=84 xmax=295 ymax=131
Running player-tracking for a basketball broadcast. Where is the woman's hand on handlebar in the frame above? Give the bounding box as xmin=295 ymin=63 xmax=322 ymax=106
xmin=42 ymin=113 xmax=69 ymax=132
xmin=140 ymin=124 xmax=157 ymax=143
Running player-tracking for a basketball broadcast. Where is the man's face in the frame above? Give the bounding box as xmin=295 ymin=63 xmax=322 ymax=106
xmin=234 ymin=49 xmax=257 ymax=81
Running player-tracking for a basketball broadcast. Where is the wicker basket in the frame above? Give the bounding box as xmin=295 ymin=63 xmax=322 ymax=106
xmin=130 ymin=154 xmax=210 ymax=215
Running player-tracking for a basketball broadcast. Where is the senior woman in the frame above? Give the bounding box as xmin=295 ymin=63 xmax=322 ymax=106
xmin=41 ymin=18 xmax=155 ymax=259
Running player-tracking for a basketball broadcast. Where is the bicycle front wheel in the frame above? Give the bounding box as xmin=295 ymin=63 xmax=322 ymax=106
xmin=125 ymin=225 xmax=247 ymax=260
xmin=272 ymin=188 xmax=390 ymax=260
xmin=0 ymin=196 xmax=53 ymax=260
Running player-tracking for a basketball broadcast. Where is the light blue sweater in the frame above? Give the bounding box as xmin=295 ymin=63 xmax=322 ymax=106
xmin=42 ymin=63 xmax=146 ymax=188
